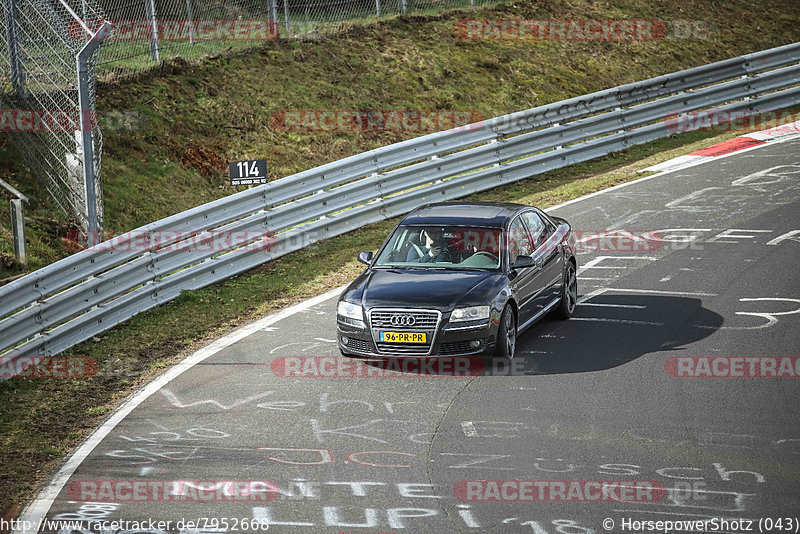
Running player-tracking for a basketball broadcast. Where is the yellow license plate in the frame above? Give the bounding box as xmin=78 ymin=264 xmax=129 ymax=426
xmin=380 ymin=331 xmax=427 ymax=343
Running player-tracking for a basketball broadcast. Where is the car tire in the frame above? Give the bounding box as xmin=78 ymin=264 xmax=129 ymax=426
xmin=495 ymin=304 xmax=517 ymax=361
xmin=552 ymin=260 xmax=577 ymax=319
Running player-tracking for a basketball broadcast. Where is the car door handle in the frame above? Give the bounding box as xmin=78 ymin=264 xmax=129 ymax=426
xmin=534 ymin=258 xmax=543 ymax=270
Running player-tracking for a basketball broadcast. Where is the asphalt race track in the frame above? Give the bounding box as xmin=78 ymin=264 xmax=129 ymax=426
xmin=32 ymin=137 xmax=800 ymax=533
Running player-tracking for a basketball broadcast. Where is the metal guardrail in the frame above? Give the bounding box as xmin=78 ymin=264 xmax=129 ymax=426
xmin=2 ymin=42 xmax=800 ymax=362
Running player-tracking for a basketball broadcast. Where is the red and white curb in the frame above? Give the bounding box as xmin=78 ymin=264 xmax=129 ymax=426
xmin=642 ymin=119 xmax=800 ymax=174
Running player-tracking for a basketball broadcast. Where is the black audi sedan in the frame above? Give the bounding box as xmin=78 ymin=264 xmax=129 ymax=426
xmin=336 ymin=201 xmax=577 ymax=360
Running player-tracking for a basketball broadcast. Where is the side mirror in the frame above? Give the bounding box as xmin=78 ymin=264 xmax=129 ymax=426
xmin=511 ymin=255 xmax=536 ymax=269
xmin=358 ymin=251 xmax=374 ymax=265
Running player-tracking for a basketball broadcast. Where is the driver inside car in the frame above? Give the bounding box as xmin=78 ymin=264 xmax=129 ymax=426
xmin=417 ymin=227 xmax=458 ymax=263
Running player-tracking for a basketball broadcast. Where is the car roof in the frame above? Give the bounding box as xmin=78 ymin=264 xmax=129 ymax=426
xmin=400 ymin=201 xmax=530 ymax=228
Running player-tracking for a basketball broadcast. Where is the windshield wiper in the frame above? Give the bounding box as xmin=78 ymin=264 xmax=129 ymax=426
xmin=379 ymin=265 xmax=447 ymax=270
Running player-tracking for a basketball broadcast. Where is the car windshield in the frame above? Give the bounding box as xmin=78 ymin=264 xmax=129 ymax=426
xmin=374 ymin=225 xmax=502 ymax=270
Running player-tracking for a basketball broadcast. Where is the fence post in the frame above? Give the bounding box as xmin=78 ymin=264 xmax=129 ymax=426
xmin=267 ymin=0 xmax=277 ymax=30
xmin=10 ymin=199 xmax=27 ymax=267
xmin=282 ymin=0 xmax=290 ymax=34
xmin=76 ymin=22 xmax=111 ymax=247
xmin=470 ymin=0 xmax=475 ymax=7
xmin=185 ymin=0 xmax=196 ymax=44
xmin=375 ymin=0 xmax=381 ymax=17
xmin=398 ymin=0 xmax=406 ymax=14
xmin=144 ymin=0 xmax=160 ymax=62
xmin=3 ymin=0 xmax=26 ymax=96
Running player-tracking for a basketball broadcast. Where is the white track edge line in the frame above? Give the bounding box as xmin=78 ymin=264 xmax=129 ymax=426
xmin=13 ymin=285 xmax=345 ymax=534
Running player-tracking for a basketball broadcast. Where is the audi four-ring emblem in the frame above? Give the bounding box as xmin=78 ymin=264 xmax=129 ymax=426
xmin=390 ymin=314 xmax=416 ymax=326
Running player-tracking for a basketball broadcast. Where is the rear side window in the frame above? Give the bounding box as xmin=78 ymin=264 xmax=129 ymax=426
xmin=507 ymin=217 xmax=533 ymax=262
xmin=521 ymin=211 xmax=550 ymax=250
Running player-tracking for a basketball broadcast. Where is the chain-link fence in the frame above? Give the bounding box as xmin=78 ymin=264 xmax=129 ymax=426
xmin=91 ymin=0 xmax=495 ymax=79
xmin=1 ymin=0 xmax=106 ymax=234
xmin=2 ymin=0 xmax=494 ymax=235
xmin=278 ymin=0 xmax=487 ymax=35
xmin=91 ymin=0 xmax=276 ymax=80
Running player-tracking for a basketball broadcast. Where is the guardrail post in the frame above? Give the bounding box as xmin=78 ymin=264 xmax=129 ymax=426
xmin=76 ymin=22 xmax=111 ymax=247
xmin=10 ymin=199 xmax=27 ymax=267
xmin=1 ymin=178 xmax=28 ymax=267
xmin=144 ymin=0 xmax=160 ymax=62
xmin=3 ymin=0 xmax=26 ymax=96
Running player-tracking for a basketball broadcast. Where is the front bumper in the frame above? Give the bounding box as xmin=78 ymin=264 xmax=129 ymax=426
xmin=337 ymin=312 xmax=498 ymax=357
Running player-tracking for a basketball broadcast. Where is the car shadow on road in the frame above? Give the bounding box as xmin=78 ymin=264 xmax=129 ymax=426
xmin=344 ymin=295 xmax=722 ymax=377
xmin=519 ymin=294 xmax=723 ymax=375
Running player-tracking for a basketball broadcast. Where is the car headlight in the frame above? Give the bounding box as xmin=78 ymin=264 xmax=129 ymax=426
xmin=450 ymin=305 xmax=490 ymax=322
xmin=337 ymin=301 xmax=364 ymax=321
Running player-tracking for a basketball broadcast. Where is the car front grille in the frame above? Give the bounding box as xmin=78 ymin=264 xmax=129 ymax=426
xmin=369 ymin=308 xmax=441 ymax=356
xmin=369 ymin=310 xmax=439 ymax=329
xmin=374 ymin=343 xmax=432 ymax=355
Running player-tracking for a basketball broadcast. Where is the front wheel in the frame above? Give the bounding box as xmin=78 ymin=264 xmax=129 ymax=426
xmin=552 ymin=261 xmax=577 ymax=319
xmin=494 ymin=305 xmax=517 ymax=360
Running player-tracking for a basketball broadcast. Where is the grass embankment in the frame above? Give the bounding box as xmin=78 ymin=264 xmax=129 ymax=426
xmin=1 ymin=0 xmax=799 ymax=520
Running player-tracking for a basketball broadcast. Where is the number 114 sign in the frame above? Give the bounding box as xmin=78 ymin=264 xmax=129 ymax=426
xmin=229 ymin=159 xmax=268 ymax=186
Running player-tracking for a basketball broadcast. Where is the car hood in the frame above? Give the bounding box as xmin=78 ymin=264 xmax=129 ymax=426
xmin=349 ymin=268 xmax=503 ymax=310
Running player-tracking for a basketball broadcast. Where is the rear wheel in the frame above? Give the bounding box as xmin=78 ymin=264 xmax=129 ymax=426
xmin=553 ymin=261 xmax=577 ymax=319
xmin=494 ymin=305 xmax=517 ymax=360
